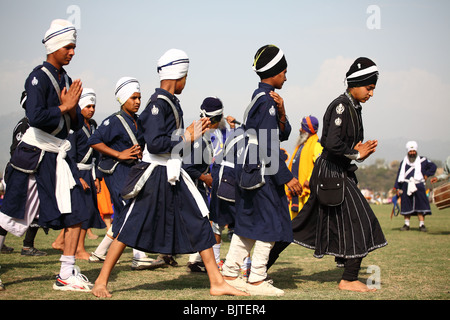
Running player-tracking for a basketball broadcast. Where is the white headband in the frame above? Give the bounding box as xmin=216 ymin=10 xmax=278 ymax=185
xmin=79 ymin=88 xmax=96 ymax=109
xmin=115 ymin=77 xmax=140 ymax=106
xmin=157 ymin=49 xmax=189 ymax=81
xmin=200 ymin=108 xmax=224 ymax=118
xmin=42 ymin=19 xmax=77 ymax=54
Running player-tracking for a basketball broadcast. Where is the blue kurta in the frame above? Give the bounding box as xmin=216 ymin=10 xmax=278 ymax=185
xmin=1 ymin=61 xmax=88 ymax=229
xmin=115 ymin=88 xmax=216 ymax=254
xmin=234 ymin=82 xmax=294 ymax=243
xmin=87 ymin=109 xmax=144 ymax=228
xmin=183 ymin=134 xmax=213 ymax=205
xmin=394 ymin=157 xmax=437 ymax=215
xmin=209 ymin=128 xmax=237 ymax=226
xmin=68 ymin=120 xmax=105 ymax=230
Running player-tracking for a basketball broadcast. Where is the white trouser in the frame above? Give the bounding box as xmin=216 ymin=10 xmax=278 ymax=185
xmin=0 ymin=175 xmax=40 ymax=237
xmin=222 ymin=234 xmax=274 ymax=283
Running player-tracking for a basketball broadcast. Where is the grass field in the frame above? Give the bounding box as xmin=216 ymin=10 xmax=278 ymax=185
xmin=0 ymin=204 xmax=449 ymax=303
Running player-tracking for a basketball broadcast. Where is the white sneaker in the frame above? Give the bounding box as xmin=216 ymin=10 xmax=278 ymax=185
xmin=88 ymin=252 xmax=106 ymax=263
xmin=89 ymin=252 xmax=120 ymax=264
xmin=246 ymin=280 xmax=284 ymax=296
xmin=53 ymin=266 xmax=93 ymax=292
xmin=224 ymin=276 xmax=249 ymax=293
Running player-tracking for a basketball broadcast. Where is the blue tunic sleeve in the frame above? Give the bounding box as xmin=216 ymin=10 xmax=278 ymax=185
xmin=421 ymin=157 xmax=437 ymax=177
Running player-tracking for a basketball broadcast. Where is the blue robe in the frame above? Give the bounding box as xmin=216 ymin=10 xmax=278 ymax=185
xmin=183 ymin=134 xmax=213 ymax=206
xmin=1 ymin=61 xmax=88 ymax=229
xmin=68 ymin=120 xmax=105 ymax=230
xmin=87 ymin=109 xmax=144 ymax=229
xmin=114 ymin=88 xmax=216 ymax=254
xmin=209 ymin=128 xmax=237 ymax=226
xmin=234 ymin=82 xmax=293 ymax=243
xmin=394 ymin=156 xmax=437 ymax=215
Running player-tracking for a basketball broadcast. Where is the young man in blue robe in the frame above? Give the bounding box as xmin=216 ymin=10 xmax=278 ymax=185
xmin=91 ymin=49 xmax=248 ymax=298
xmin=222 ymin=45 xmax=302 ymax=296
xmin=0 ymin=19 xmax=93 ymax=291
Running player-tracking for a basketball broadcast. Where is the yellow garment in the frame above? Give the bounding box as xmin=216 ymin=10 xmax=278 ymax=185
xmin=287 ymin=134 xmax=322 ymax=219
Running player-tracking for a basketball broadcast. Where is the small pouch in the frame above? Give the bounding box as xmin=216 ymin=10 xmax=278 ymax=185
xmin=317 ymin=176 xmax=345 ymax=206
xmin=239 ymin=162 xmax=265 ymax=190
xmin=98 ymin=157 xmax=119 ymax=174
xmin=217 ymin=173 xmax=236 ymax=202
xmin=10 ymin=142 xmax=44 ymax=173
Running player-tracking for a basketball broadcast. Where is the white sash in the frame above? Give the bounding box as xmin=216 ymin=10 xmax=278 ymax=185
xmin=77 ymin=161 xmax=96 ymax=180
xmin=143 ymin=148 xmax=209 ymax=217
xmin=21 ymin=127 xmax=76 ymax=214
xmin=398 ymin=156 xmax=426 ymax=196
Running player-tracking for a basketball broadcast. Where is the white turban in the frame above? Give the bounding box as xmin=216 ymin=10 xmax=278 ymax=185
xmin=115 ymin=77 xmax=140 ymax=106
xmin=157 ymin=49 xmax=189 ymax=81
xmin=79 ymin=88 xmax=96 ymax=109
xmin=42 ymin=19 xmax=77 ymax=54
xmin=406 ymin=141 xmax=418 ymax=152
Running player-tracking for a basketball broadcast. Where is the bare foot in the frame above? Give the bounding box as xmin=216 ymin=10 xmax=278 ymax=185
xmin=338 ymin=280 xmax=376 ymax=292
xmin=87 ymin=230 xmax=98 ymax=240
xmin=92 ymin=283 xmax=112 ymax=298
xmin=210 ymin=281 xmax=250 ymax=296
xmin=51 ymin=242 xmax=64 ymax=251
xmin=76 ymin=251 xmax=91 ymax=260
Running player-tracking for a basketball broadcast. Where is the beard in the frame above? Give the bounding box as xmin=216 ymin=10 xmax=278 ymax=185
xmin=408 ymin=154 xmax=417 ymax=163
xmin=295 ymin=131 xmax=310 ymax=147
xmin=218 ymin=118 xmax=227 ymax=130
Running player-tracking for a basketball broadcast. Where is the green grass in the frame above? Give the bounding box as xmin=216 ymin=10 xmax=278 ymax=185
xmin=0 ymin=204 xmax=449 ymax=301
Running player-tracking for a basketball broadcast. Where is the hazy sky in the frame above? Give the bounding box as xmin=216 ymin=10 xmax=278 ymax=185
xmin=0 ymin=0 xmax=449 ymax=163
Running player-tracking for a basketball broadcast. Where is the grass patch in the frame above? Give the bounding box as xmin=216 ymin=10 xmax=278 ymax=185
xmin=0 ymin=204 xmax=449 ymax=301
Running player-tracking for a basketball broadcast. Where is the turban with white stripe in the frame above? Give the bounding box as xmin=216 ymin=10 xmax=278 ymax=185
xmin=115 ymin=77 xmax=140 ymax=106
xmin=252 ymin=45 xmax=287 ymax=79
xmin=42 ymin=19 xmax=77 ymax=55
xmin=200 ymin=97 xmax=223 ymax=118
xmin=345 ymin=57 xmax=379 ymax=88
xmin=79 ymin=88 xmax=96 ymax=109
xmin=157 ymin=49 xmax=189 ymax=81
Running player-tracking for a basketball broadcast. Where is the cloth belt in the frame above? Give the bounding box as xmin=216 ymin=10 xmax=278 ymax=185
xmin=21 ymin=127 xmax=76 ymax=214
xmin=141 ymin=149 xmax=209 ymax=217
xmin=77 ymin=161 xmax=96 ymax=180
